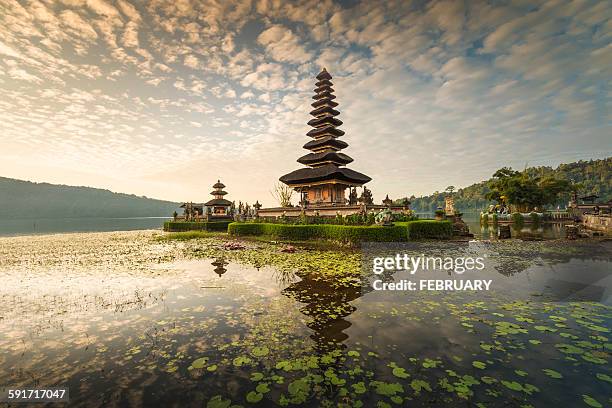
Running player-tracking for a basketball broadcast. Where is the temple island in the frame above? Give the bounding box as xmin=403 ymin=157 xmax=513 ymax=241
xmin=259 ymin=68 xmax=408 ymax=218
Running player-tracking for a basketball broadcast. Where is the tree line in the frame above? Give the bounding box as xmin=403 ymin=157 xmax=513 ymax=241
xmin=398 ymin=158 xmax=611 ymax=213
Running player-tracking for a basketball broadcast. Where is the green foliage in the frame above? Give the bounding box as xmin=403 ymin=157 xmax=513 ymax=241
xmin=401 ymin=220 xmax=453 ymax=239
xmin=529 ymin=212 xmax=541 ymax=226
xmin=228 ymin=220 xmax=452 ymax=242
xmin=480 ymin=213 xmax=489 ymax=224
xmin=511 ymin=212 xmax=524 ymax=228
xmin=405 ymin=158 xmax=611 ymax=212
xmin=228 ymin=222 xmax=408 ymax=243
xmin=163 ymin=221 xmax=231 ymax=232
xmin=486 ymin=167 xmax=571 ymax=212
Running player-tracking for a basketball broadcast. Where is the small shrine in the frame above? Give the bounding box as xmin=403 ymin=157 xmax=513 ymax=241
xmin=204 ymin=180 xmax=233 ymax=219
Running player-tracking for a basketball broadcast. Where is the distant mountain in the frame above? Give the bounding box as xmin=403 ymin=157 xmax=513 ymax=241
xmin=402 ymin=157 xmax=612 ymax=213
xmin=0 ymin=177 xmax=180 ymax=219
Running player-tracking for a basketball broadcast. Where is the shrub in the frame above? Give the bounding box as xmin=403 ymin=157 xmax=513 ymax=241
xmin=529 ymin=212 xmax=541 ymax=226
xmin=403 ymin=220 xmax=453 ymax=239
xmin=229 ymin=222 xmax=407 ymax=243
xmin=163 ymin=221 xmax=231 ymax=232
xmin=511 ymin=212 xmax=524 ymax=228
xmin=228 ymin=220 xmax=452 ymax=243
xmin=491 ymin=213 xmax=498 ymax=224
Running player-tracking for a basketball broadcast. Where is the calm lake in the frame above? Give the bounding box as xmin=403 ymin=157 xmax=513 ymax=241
xmin=0 ymin=231 xmax=610 ymax=407
xmin=0 ymin=217 xmax=170 ymax=237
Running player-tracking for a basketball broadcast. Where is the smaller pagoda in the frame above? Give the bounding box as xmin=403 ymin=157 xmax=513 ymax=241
xmin=204 ymin=180 xmax=233 ymax=219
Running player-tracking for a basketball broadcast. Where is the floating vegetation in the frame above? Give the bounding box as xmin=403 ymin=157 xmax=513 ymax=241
xmin=0 ymin=231 xmax=610 ymax=407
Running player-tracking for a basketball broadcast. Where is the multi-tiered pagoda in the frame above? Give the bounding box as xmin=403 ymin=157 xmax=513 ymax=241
xmin=204 ymin=180 xmax=232 ymax=219
xmin=279 ymin=68 xmax=371 ymax=207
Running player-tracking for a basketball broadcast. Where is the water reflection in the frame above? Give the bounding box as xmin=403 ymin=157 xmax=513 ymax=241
xmin=211 ymin=258 xmax=228 ymax=277
xmin=282 ymin=276 xmax=367 ymax=353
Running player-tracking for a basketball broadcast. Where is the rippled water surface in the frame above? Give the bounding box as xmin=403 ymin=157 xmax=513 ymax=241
xmin=0 ymin=231 xmax=610 ymax=407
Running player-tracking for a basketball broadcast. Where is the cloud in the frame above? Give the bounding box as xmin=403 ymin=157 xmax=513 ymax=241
xmin=60 ymin=10 xmax=98 ymax=41
xmin=257 ymin=25 xmax=312 ymax=63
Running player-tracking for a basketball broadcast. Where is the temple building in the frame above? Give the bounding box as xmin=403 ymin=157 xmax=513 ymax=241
xmin=179 ymin=180 xmax=233 ymax=221
xmin=204 ymin=180 xmax=232 ymax=219
xmin=279 ymin=68 xmax=371 ymax=207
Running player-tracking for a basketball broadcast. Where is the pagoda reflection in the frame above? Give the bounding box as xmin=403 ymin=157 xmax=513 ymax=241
xmin=282 ymin=273 xmax=370 ymax=354
xmin=211 ymin=258 xmax=228 ymax=277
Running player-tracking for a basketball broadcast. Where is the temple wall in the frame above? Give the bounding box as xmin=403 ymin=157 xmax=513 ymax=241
xmin=258 ymin=204 xmax=398 ymax=218
xmin=582 ymin=214 xmax=612 ymax=234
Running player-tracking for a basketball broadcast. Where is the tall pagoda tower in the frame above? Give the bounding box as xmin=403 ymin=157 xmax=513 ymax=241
xmin=280 ymin=68 xmax=371 ymax=206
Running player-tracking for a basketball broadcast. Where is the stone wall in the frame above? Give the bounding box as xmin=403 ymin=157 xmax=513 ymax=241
xmin=582 ymin=214 xmax=612 ymax=234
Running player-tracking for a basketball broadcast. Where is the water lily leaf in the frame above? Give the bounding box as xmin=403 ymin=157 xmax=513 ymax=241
xmin=392 ymin=367 xmax=410 ymax=379
xmin=207 ymin=364 xmax=218 ymax=372
xmin=352 ymin=382 xmax=366 ymax=394
xmin=501 ymin=380 xmax=523 ymax=391
xmin=246 ymin=391 xmax=263 ymax=403
xmin=582 ymin=394 xmax=602 ymax=408
xmin=255 ymin=383 xmax=270 ymax=394
xmin=595 ymin=373 xmax=612 ymax=383
xmin=410 ymin=379 xmax=431 ymax=394
xmin=250 ymin=372 xmax=264 ymax=381
xmin=192 ymin=357 xmax=209 ymax=369
xmin=472 ymin=361 xmax=486 ymax=369
xmin=543 ymin=369 xmax=562 ymax=379
xmin=251 ymin=346 xmax=269 ymax=357
xmin=515 ymin=370 xmax=528 ymax=377
xmin=207 ymin=395 xmax=232 ymax=408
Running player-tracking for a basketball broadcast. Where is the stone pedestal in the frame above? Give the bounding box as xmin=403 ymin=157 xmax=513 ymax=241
xmin=498 ymin=225 xmax=511 ymax=239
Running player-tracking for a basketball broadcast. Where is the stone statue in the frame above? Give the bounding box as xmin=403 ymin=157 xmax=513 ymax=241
xmin=375 ymin=208 xmax=393 ymax=226
xmin=444 ymin=196 xmax=455 ymax=216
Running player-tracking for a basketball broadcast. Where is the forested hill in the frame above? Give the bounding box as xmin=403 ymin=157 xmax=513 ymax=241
xmin=405 ymin=158 xmax=612 ymax=213
xmin=0 ymin=177 xmax=180 ymax=219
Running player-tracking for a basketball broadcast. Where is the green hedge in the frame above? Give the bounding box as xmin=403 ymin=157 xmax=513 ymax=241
xmin=228 ymin=220 xmax=452 ymax=243
xmin=401 ymin=220 xmax=453 ymax=239
xmin=163 ymin=220 xmax=231 ymax=232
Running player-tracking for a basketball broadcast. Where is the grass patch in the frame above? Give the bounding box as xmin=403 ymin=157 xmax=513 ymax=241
xmin=157 ymin=230 xmax=226 ymax=241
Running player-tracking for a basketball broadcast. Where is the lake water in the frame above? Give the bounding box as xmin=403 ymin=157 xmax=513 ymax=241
xmin=0 ymin=217 xmax=169 ymax=237
xmin=0 ymin=231 xmax=610 ymax=407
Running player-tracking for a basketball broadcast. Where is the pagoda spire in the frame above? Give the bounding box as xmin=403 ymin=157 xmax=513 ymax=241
xmin=296 ymin=69 xmax=354 ymax=167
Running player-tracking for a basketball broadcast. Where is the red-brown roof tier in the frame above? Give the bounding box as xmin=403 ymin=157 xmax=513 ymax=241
xmin=204 ymin=198 xmax=232 ymax=206
xmin=303 ymin=136 xmax=349 ymax=151
xmin=297 ymin=151 xmax=354 ymax=166
xmin=314 ymin=85 xmax=334 ymax=94
xmin=307 ymin=116 xmax=343 ymax=128
xmin=212 ymin=180 xmax=225 ymax=189
xmin=280 ymin=164 xmax=371 ymax=186
xmin=311 ymin=98 xmax=338 ymax=108
xmin=312 ymin=91 xmax=336 ymax=100
xmin=306 ymin=125 xmax=345 ymax=138
xmin=309 ymin=105 xmax=340 ymax=117
xmin=315 ymin=79 xmax=332 ymax=87
xmin=210 ymin=190 xmax=227 ymax=196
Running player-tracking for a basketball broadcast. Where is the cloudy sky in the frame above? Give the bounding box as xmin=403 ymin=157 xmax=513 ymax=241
xmin=0 ymin=0 xmax=610 ymax=205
